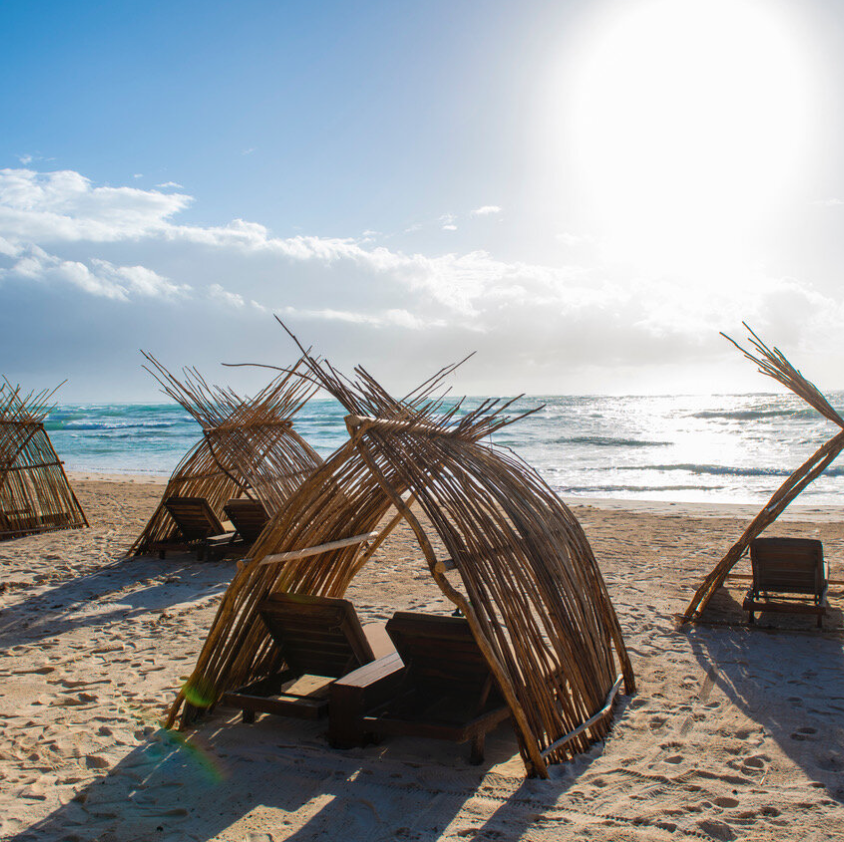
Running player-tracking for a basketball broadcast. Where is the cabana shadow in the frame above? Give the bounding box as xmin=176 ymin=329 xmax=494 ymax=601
xmin=688 ymin=624 xmax=844 ymax=804
xmin=6 ymin=710 xmax=568 ymax=842
xmin=0 ymin=555 xmax=235 ymax=647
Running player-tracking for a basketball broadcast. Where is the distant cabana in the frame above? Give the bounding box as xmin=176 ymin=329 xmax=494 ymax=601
xmin=0 ymin=379 xmax=88 ymax=541
xmin=128 ymin=354 xmax=324 ymax=558
xmin=165 ymin=337 xmax=635 ymax=779
xmin=683 ymin=324 xmax=844 ymax=623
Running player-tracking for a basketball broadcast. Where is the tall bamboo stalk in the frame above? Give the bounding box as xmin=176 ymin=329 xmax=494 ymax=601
xmin=683 ymin=325 xmax=844 ymax=622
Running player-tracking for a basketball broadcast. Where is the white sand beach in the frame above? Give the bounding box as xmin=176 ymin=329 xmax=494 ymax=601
xmin=1 ymin=476 xmax=843 ymax=841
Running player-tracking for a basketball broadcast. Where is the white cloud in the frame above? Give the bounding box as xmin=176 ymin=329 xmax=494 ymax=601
xmin=18 ymin=154 xmax=33 ymax=165
xmin=812 ymin=198 xmax=843 ymax=207
xmin=440 ymin=213 xmax=457 ymax=231
xmin=0 ymin=236 xmax=19 ymax=257
xmin=2 ymin=165 xmax=841 ymax=394
xmin=275 ymin=305 xmax=445 ymax=329
xmin=555 ymin=232 xmax=597 ymax=247
xmin=89 ymin=259 xmax=190 ymax=299
xmin=156 ymin=181 xmax=184 ymax=189
xmin=209 ymin=283 xmax=246 ymax=308
xmin=0 ymin=168 xmax=192 ymax=243
xmin=470 ymin=205 xmax=502 ymax=216
xmin=0 ymin=242 xmax=190 ymax=301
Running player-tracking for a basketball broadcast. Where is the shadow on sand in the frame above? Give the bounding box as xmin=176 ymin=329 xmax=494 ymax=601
xmin=0 ymin=555 xmax=236 ymax=648
xmin=5 ymin=709 xmax=576 ymax=842
xmin=688 ymin=600 xmax=844 ymax=805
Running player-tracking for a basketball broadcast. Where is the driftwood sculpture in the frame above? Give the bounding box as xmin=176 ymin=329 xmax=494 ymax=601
xmin=165 ymin=334 xmax=634 ymax=779
xmin=128 ymin=354 xmax=323 ymax=557
xmin=0 ymin=379 xmax=88 ymax=541
xmin=683 ymin=324 xmax=844 ymax=623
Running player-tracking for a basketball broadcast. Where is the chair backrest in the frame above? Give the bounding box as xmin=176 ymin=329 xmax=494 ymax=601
xmin=385 ymin=612 xmax=497 ymax=699
xmin=164 ymin=496 xmax=226 ymax=540
xmin=224 ymin=498 xmax=269 ymax=542
xmin=750 ymin=537 xmax=825 ymax=596
xmin=258 ymin=593 xmax=375 ymax=679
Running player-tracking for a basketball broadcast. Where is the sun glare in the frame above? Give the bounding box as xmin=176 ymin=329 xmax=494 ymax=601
xmin=565 ymin=0 xmax=815 ymax=275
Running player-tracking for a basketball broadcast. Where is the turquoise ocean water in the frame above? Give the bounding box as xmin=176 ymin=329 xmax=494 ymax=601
xmin=46 ymin=393 xmax=844 ymax=505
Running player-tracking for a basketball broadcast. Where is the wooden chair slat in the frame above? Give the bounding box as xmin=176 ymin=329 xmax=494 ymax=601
xmin=744 ymin=537 xmax=828 ymax=628
xmin=222 ymin=593 xmax=383 ymax=722
xmin=329 ymin=611 xmax=510 ymax=764
xmin=224 ymin=498 xmax=270 ymax=542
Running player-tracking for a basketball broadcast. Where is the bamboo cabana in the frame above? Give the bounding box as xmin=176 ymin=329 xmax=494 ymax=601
xmin=165 ymin=337 xmax=635 ymax=779
xmin=128 ymin=354 xmax=324 ymax=557
xmin=683 ymin=324 xmax=844 ymax=623
xmin=0 ymin=379 xmax=88 ymax=541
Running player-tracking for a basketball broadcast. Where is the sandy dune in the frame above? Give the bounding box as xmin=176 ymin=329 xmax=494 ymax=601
xmin=1 ymin=478 xmax=843 ymax=840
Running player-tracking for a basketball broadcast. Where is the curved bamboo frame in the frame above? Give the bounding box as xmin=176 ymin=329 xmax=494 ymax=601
xmin=0 ymin=379 xmax=88 ymax=541
xmin=129 ymin=355 xmax=323 ymax=557
xmin=165 ymin=336 xmax=634 ymax=778
xmin=683 ymin=324 xmax=844 ymax=622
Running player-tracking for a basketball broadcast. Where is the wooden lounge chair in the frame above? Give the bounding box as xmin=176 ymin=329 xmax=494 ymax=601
xmin=223 ymin=498 xmax=270 ymax=543
xmin=152 ymin=496 xmax=234 ymax=560
xmin=222 ymin=592 xmax=393 ymax=722
xmin=328 ymin=612 xmax=511 ymax=764
xmin=743 ymin=537 xmax=828 ymax=628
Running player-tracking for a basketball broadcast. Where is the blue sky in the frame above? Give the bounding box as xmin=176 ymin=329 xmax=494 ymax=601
xmin=3 ymin=0 xmax=844 ymax=401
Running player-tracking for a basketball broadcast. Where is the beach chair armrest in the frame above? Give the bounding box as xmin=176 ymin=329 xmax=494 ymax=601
xmin=328 ymin=652 xmax=404 ymax=748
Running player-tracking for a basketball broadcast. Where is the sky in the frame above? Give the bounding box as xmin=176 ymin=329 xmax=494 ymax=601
xmin=2 ymin=0 xmax=844 ymax=402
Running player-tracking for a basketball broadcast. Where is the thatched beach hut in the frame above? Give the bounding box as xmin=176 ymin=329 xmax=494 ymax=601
xmin=165 ymin=341 xmax=634 ymax=779
xmin=684 ymin=325 xmax=844 ymax=623
xmin=129 ymin=354 xmax=323 ymax=558
xmin=0 ymin=380 xmax=88 ymax=541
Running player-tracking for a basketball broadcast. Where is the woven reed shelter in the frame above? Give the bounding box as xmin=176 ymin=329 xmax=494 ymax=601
xmin=683 ymin=324 xmax=844 ymax=623
xmin=0 ymin=380 xmax=88 ymax=541
xmin=129 ymin=354 xmax=323 ymax=557
xmin=165 ymin=340 xmax=635 ymax=779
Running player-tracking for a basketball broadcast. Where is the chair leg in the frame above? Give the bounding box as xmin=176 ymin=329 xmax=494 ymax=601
xmin=817 ymin=613 xmax=823 ymax=629
xmin=748 ymin=611 xmax=754 ymax=625
xmin=159 ymin=549 xmax=166 ymax=560
xmin=470 ymin=733 xmax=485 ymax=765
xmin=242 ymin=709 xmax=256 ymax=724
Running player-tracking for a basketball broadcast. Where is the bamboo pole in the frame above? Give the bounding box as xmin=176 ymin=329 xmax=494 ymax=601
xmin=254 ymin=532 xmax=380 ymax=566
xmin=683 ymin=325 xmax=844 ymax=622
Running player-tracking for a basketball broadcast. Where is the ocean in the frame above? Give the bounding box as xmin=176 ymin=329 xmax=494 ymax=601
xmin=45 ymin=393 xmax=844 ymax=505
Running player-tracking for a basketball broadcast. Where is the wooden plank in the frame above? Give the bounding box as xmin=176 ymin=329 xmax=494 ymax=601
xmin=727 ymin=573 xmax=844 ymax=585
xmin=540 ymin=674 xmax=624 ymax=759
xmin=255 ymin=532 xmax=379 ymax=566
xmin=221 ymin=689 xmax=327 ymax=720
xmin=743 ymin=598 xmax=826 ymax=616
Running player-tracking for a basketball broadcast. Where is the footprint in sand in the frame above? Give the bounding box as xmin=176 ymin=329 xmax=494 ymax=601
xmin=817 ymin=750 xmax=843 ymax=771
xmin=791 ymin=726 xmax=818 ymax=741
xmin=741 ymin=755 xmax=767 ymax=772
xmin=697 ymin=818 xmax=737 ymax=840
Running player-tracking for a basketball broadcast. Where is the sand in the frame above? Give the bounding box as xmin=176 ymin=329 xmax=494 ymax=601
xmin=1 ymin=477 xmax=843 ymax=841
